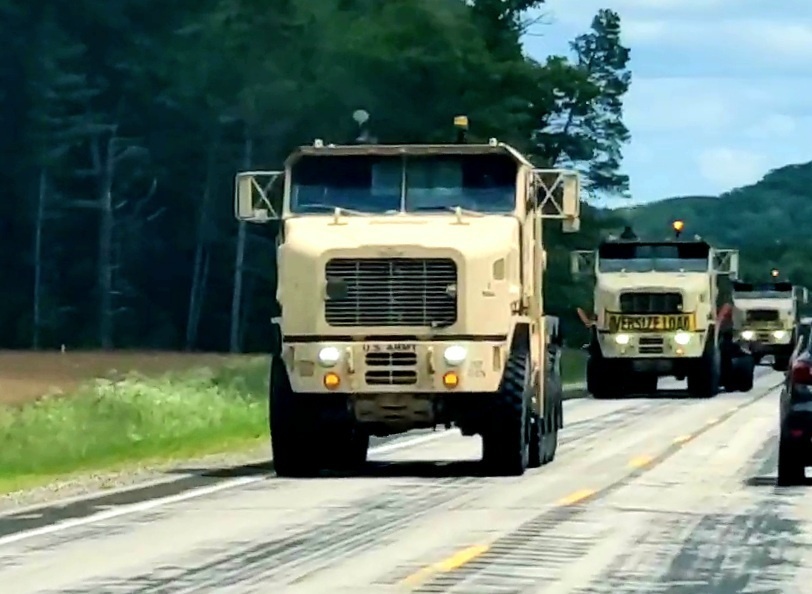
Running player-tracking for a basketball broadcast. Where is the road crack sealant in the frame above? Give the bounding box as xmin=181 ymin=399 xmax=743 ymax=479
xmin=402 ymin=380 xmax=782 ymax=593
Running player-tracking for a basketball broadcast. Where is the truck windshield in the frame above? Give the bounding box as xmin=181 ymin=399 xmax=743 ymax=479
xmin=733 ymin=282 xmax=793 ymax=299
xmin=597 ymin=242 xmax=710 ymax=273
xmin=289 ymin=153 xmax=516 ymax=214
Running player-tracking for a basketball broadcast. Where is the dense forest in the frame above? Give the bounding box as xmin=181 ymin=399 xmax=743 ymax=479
xmin=619 ymin=161 xmax=812 ymax=290
xmin=0 ymin=0 xmax=634 ymax=351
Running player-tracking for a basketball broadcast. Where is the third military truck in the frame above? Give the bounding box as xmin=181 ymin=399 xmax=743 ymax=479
xmin=571 ymin=225 xmax=755 ymax=398
xmin=732 ymin=276 xmax=807 ymax=371
xmin=234 ymin=115 xmax=580 ymax=477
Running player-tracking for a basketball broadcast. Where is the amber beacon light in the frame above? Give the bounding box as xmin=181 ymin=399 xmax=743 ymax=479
xmin=672 ymin=220 xmax=684 ymax=238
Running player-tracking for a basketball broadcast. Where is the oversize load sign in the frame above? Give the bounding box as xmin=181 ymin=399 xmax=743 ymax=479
xmin=606 ymin=313 xmax=695 ymax=333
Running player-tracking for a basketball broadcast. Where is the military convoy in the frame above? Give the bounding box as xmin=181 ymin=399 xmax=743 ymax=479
xmin=233 ymin=115 xmax=580 ymax=477
xmin=571 ymin=222 xmax=755 ymax=398
xmin=731 ymin=274 xmax=808 ymax=371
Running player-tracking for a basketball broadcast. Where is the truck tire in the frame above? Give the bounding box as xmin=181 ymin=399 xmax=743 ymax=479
xmin=482 ymin=345 xmax=531 ymax=476
xmin=774 ymin=354 xmax=790 ymax=372
xmin=326 ymin=427 xmax=370 ymax=470
xmin=777 ymin=434 xmax=806 ymax=486
xmin=687 ymin=334 xmax=720 ymax=398
xmin=587 ymin=351 xmax=624 ymax=399
xmin=732 ymin=354 xmax=755 ymax=392
xmin=529 ymin=370 xmax=560 ymax=468
xmin=269 ymin=357 xmax=322 ymax=477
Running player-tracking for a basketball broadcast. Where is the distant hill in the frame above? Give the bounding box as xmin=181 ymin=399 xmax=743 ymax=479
xmin=609 ymin=161 xmax=812 ymax=283
xmin=618 ymin=161 xmax=812 ymax=245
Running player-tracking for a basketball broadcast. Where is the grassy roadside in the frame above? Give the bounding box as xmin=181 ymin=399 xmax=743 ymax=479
xmin=0 ymin=358 xmax=270 ymax=494
xmin=0 ymin=349 xmax=587 ymax=495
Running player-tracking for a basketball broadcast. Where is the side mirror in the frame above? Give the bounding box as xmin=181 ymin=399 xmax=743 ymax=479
xmin=570 ymin=250 xmax=595 ymax=278
xmin=534 ymin=168 xmax=581 ymax=233
xmin=235 ymin=171 xmax=283 ymax=222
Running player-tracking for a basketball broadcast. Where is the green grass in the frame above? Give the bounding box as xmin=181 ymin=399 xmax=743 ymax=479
xmin=561 ymin=347 xmax=587 ymax=385
xmin=0 ymin=349 xmax=588 ymax=495
xmin=0 ymin=358 xmax=270 ymax=494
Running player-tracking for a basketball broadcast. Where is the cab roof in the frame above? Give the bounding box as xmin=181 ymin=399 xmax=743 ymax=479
xmin=283 ymin=142 xmax=535 ymax=169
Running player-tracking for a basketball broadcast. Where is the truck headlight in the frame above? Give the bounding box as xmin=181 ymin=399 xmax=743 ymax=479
xmin=674 ymin=331 xmax=691 ymax=345
xmin=443 ymin=345 xmax=467 ymax=366
xmin=741 ymin=330 xmax=754 ymax=340
xmin=773 ymin=330 xmax=787 ymax=339
xmin=317 ymin=346 xmax=341 ymax=367
xmin=615 ymin=333 xmax=630 ymax=345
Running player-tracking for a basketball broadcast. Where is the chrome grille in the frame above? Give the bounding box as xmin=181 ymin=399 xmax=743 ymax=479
xmin=620 ymin=292 xmax=682 ymax=314
xmin=324 ymin=258 xmax=457 ymax=327
xmin=365 ymin=352 xmax=418 ymax=385
xmin=747 ymin=309 xmax=779 ymax=322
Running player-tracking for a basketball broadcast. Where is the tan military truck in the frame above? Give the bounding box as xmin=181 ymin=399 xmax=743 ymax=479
xmin=571 ymin=230 xmax=755 ymax=398
xmin=233 ymin=117 xmax=580 ymax=477
xmin=732 ymin=278 xmax=807 ymax=371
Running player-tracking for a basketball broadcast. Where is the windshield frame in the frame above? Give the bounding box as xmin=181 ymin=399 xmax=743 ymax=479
xmin=285 ymin=152 xmax=519 ymax=216
xmin=595 ymin=241 xmax=712 ymax=273
xmin=733 ymin=291 xmax=793 ymax=300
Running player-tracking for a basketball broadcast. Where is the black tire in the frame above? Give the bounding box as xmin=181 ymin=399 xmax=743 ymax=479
xmin=529 ymin=367 xmax=561 ymax=468
xmin=688 ymin=333 xmax=720 ymax=398
xmin=482 ymin=345 xmax=531 ymax=476
xmin=270 ymin=358 xmax=363 ymax=476
xmin=774 ymin=354 xmax=790 ymax=372
xmin=587 ymin=350 xmax=624 ymax=399
xmin=777 ymin=435 xmax=805 ymax=486
xmin=732 ymin=354 xmax=755 ymax=392
xmin=269 ymin=357 xmax=321 ymax=477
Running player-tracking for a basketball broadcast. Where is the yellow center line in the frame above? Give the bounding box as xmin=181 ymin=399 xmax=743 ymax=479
xmin=706 ymin=417 xmax=719 ymax=425
xmin=557 ymin=488 xmax=596 ymax=506
xmin=673 ymin=434 xmax=693 ymax=444
xmin=401 ymin=544 xmax=489 ymax=587
xmin=629 ymin=454 xmax=654 ymax=468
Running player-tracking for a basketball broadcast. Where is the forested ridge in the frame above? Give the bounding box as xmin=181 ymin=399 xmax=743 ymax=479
xmin=0 ymin=0 xmax=632 ymax=351
xmin=619 ymin=161 xmax=812 ymax=292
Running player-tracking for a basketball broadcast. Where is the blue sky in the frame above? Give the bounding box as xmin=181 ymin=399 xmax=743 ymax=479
xmin=521 ymin=0 xmax=812 ymax=208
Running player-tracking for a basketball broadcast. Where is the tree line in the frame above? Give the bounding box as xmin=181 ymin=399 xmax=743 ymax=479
xmin=0 ymin=0 xmax=632 ymax=351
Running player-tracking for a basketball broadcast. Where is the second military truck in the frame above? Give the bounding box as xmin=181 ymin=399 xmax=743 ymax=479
xmin=732 ymin=277 xmax=806 ymax=371
xmin=234 ymin=117 xmax=580 ymax=477
xmin=572 ymin=229 xmax=755 ymax=398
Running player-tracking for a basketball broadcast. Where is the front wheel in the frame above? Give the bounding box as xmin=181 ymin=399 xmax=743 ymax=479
xmin=482 ymin=346 xmax=531 ymax=476
xmin=687 ymin=335 xmax=720 ymax=398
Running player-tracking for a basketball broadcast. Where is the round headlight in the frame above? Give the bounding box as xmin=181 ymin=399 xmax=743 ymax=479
xmin=317 ymin=346 xmax=341 ymax=366
xmin=773 ymin=330 xmax=786 ymax=339
xmin=674 ymin=331 xmax=691 ymax=345
xmin=443 ymin=345 xmax=467 ymax=365
xmin=615 ymin=333 xmax=630 ymax=345
xmin=741 ymin=330 xmax=754 ymax=341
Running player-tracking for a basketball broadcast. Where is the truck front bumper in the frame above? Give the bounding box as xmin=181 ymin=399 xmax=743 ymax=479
xmin=282 ymin=338 xmax=510 ymax=394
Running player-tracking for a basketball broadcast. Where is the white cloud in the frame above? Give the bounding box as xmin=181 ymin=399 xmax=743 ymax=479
xmin=696 ymin=148 xmax=767 ymax=189
xmin=620 ymin=20 xmax=812 ymax=63
xmin=624 ymin=78 xmax=739 ymax=133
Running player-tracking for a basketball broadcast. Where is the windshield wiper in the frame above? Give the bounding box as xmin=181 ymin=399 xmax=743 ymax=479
xmin=411 ymin=205 xmax=486 ymax=217
xmin=299 ymin=203 xmax=372 ymax=216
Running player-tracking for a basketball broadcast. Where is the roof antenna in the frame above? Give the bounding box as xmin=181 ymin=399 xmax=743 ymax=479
xmin=352 ymin=109 xmax=375 ymax=144
xmin=454 ymin=115 xmax=468 ymax=144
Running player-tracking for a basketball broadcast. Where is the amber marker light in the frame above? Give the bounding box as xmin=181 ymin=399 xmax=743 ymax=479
xmin=442 ymin=371 xmax=459 ymax=388
xmin=672 ymin=220 xmax=684 ymax=238
xmin=323 ymin=372 xmax=340 ymax=389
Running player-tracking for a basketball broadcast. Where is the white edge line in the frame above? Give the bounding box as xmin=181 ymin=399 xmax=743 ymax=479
xmin=0 ymin=429 xmax=461 ymax=548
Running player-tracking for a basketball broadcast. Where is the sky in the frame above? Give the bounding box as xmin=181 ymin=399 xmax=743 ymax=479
xmin=521 ymin=0 xmax=812 ymax=207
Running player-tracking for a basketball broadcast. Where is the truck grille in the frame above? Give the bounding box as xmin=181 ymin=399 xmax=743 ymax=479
xmin=620 ymin=292 xmax=682 ymax=314
xmin=638 ymin=335 xmax=664 ymax=354
xmin=365 ymin=352 xmax=418 ymax=385
xmin=747 ymin=309 xmax=779 ymax=322
xmin=324 ymin=258 xmax=457 ymax=327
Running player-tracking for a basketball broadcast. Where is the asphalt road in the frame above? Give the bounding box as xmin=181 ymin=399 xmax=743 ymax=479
xmin=1 ymin=367 xmax=808 ymax=593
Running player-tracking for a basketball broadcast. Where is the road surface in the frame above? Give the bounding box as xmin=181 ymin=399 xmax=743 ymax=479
xmin=1 ymin=368 xmax=809 ymax=593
